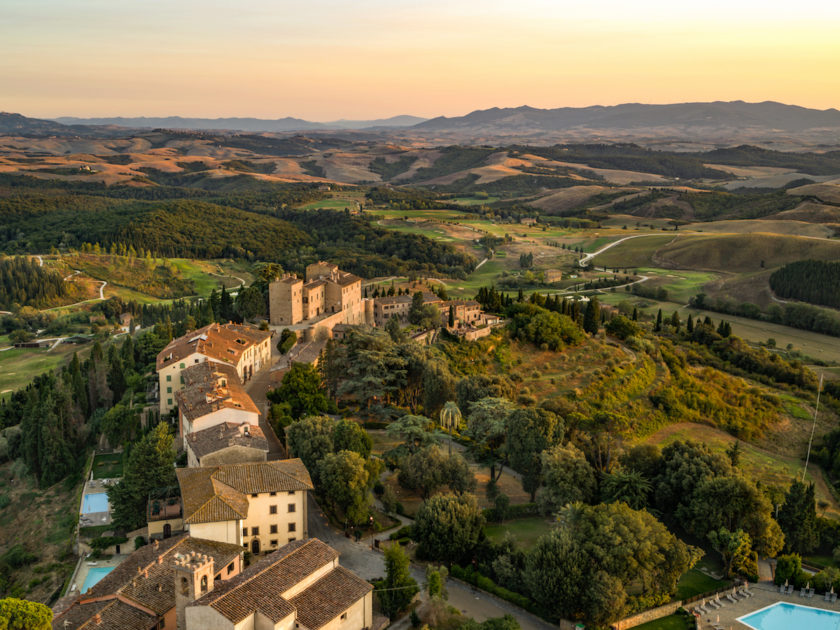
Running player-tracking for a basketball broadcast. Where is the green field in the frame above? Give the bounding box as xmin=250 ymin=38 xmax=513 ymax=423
xmin=674 ymin=568 xmax=728 ymax=600
xmin=0 ymin=344 xmax=84 ymax=400
xmin=299 ymin=198 xmax=360 ymax=210
xmin=450 ymin=195 xmax=501 ymax=206
xmin=633 ymin=613 xmax=693 ymax=630
xmin=91 ymin=453 xmax=124 ymax=479
xmin=484 ymin=517 xmax=555 ymax=548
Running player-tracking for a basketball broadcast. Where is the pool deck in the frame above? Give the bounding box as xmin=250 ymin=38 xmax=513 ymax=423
xmin=79 ymin=478 xmax=115 ymax=526
xmin=695 ymin=583 xmax=840 ymax=629
xmin=66 ymin=554 xmax=127 ymax=598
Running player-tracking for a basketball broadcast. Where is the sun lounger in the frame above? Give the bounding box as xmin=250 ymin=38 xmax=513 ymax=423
xmin=831 ymin=593 xmax=837 ymax=603
xmin=780 ymin=584 xmax=786 ymax=593
xmin=824 ymin=592 xmax=831 ymax=601
xmin=800 ymin=587 xmax=807 ymax=597
xmin=809 ymin=588 xmax=815 ymax=598
xmin=740 ymin=588 xmax=753 ymax=598
xmin=787 ymin=585 xmax=795 ymax=595
xmin=726 ymin=594 xmax=738 ymax=603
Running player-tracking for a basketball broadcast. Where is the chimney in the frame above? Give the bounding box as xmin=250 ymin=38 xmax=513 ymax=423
xmin=93 ymin=613 xmax=102 ymax=624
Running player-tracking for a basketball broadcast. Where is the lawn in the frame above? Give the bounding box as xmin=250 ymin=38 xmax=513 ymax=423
xmin=299 ymin=198 xmax=360 ymax=211
xmin=675 ymin=568 xmax=728 ymax=600
xmin=484 ymin=517 xmax=555 ymax=548
xmin=633 ymin=613 xmax=694 ymax=630
xmin=91 ymin=453 xmax=124 ymax=479
xmin=450 ymin=195 xmax=500 ymax=206
xmin=0 ymin=344 xmax=84 ymax=400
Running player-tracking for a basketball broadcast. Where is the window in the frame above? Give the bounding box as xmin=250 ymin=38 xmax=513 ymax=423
xmin=251 ymin=493 xmax=258 ymax=498
xmin=167 ymin=398 xmax=172 ymax=406
xmin=270 ymin=525 xmax=277 ymax=534
xmin=180 ymin=363 xmax=185 ymax=369
xmin=288 ymin=491 xmax=295 ymax=495
xmin=251 ymin=527 xmax=259 ymax=535
xmin=271 ymin=539 xmax=278 ymax=547
xmin=340 ymin=613 xmax=348 ymax=621
xmin=200 ymin=575 xmax=208 ymax=593
xmin=269 ymin=505 xmax=277 ymax=515
xmin=288 ymin=537 xmax=296 ymax=542
xmin=166 ymin=374 xmax=171 ymax=382
xmin=288 ymin=523 xmax=296 ymax=533
xmin=269 ymin=492 xmax=277 ymax=496
xmin=288 ymin=503 xmax=296 ymax=513
xmin=180 ymin=376 xmax=184 ymax=384
xmin=243 ymin=543 xmax=248 ymax=548
xmin=166 ymin=387 xmax=172 ymax=394
xmin=227 ymin=562 xmax=234 ymax=575
xmin=242 ymin=527 xmax=247 ymax=537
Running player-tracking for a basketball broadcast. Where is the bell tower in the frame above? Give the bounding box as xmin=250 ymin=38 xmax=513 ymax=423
xmin=173 ymin=552 xmax=215 ymax=630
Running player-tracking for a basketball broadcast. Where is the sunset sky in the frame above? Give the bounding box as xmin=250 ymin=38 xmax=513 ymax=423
xmin=3 ymin=0 xmax=839 ymax=120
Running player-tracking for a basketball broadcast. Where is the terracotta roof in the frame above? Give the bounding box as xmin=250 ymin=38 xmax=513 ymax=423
xmin=189 ymin=538 xmax=366 ymax=628
xmin=303 ymin=279 xmax=327 ymax=290
xmin=156 ymin=323 xmax=270 ymax=371
xmin=186 ymin=422 xmax=269 ymax=460
xmin=291 ymin=565 xmax=373 ymax=630
xmin=177 ymin=460 xmax=313 ymax=525
xmin=52 ymin=535 xmax=242 ymax=630
xmin=175 ymin=362 xmax=260 ymax=421
xmin=335 ymin=272 xmax=362 ymax=286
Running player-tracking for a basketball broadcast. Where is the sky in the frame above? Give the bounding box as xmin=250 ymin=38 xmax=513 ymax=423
xmin=2 ymin=0 xmax=839 ymax=120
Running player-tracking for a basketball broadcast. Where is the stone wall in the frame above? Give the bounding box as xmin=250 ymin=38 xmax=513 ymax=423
xmin=611 ymin=601 xmax=683 ymax=630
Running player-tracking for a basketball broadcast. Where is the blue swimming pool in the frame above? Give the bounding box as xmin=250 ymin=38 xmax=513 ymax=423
xmin=81 ymin=567 xmax=114 ymax=593
xmin=81 ymin=493 xmax=109 ymax=514
xmin=739 ymin=602 xmax=840 ymax=630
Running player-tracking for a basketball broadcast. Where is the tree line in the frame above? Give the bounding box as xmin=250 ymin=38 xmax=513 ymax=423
xmin=0 ymin=257 xmax=68 ymax=310
xmin=770 ymin=260 xmax=840 ymax=309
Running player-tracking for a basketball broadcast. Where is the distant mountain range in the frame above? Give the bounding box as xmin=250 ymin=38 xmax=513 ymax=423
xmin=415 ymin=101 xmax=840 ymax=133
xmin=52 ymin=114 xmax=428 ymax=132
xmin=3 ymin=102 xmax=840 ymax=147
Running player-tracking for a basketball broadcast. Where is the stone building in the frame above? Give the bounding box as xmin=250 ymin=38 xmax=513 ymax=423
xmin=186 ymin=538 xmax=373 ymax=630
xmin=176 ymin=460 xmax=313 ymax=555
xmin=269 ymin=262 xmax=367 ymax=328
xmin=175 ymin=362 xmax=260 ymax=448
xmin=156 ymin=323 xmax=271 ymax=415
xmin=184 ymin=422 xmax=269 ymax=468
xmin=52 ymin=534 xmax=244 ymax=630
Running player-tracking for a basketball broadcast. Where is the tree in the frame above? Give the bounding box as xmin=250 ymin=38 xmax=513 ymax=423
xmin=318 ymin=450 xmax=374 ymax=525
xmin=108 ymin=423 xmax=177 ymax=531
xmin=600 ymin=468 xmax=652 ymax=509
xmin=708 ymin=528 xmax=755 ymax=578
xmin=777 ymin=480 xmax=819 ymax=554
xmin=398 ymin=446 xmax=475 ymax=499
xmin=332 ymin=419 xmax=372 ymax=458
xmin=505 ymin=407 xmax=562 ymax=500
xmin=582 ymin=297 xmax=600 ymax=335
xmin=538 ymin=443 xmax=597 ymax=513
xmin=466 ymin=397 xmax=513 ymax=482
xmin=386 ymin=414 xmax=437 ymax=455
xmin=425 ymin=564 xmax=449 ymax=600
xmin=414 ymin=493 xmax=485 ymax=563
xmin=267 ymin=363 xmax=329 ymax=420
xmin=377 ymin=544 xmax=419 ymax=619
xmin=384 ymin=316 xmax=405 ymax=343
xmin=439 ymin=401 xmax=462 ymax=454
xmin=670 ymin=311 xmax=681 ymax=331
xmin=726 ymin=440 xmax=742 ymax=468
xmin=654 ymin=309 xmax=663 ymax=332
xmin=524 ymin=502 xmax=697 ymax=626
xmin=654 ymin=440 xmax=731 ymax=514
xmin=287 ymin=415 xmax=334 ymax=485
xmin=604 ymin=315 xmax=640 ymax=340
xmin=0 ymin=597 xmax=52 ymax=630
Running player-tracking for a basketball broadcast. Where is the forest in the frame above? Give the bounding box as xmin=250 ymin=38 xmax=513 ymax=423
xmin=0 ymin=257 xmax=68 ymax=310
xmin=770 ymin=260 xmax=840 ymax=309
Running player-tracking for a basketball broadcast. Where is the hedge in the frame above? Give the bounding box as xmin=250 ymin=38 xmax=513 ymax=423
xmin=450 ymin=564 xmax=541 ymax=615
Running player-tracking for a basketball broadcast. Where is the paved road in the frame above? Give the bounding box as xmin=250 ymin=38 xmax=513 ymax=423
xmin=306 ymin=495 xmax=555 ymax=630
xmin=244 ymin=339 xmax=286 ymax=459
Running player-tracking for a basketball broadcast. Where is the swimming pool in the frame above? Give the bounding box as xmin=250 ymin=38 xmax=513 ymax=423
xmin=81 ymin=493 xmax=109 ymax=514
xmin=81 ymin=567 xmax=114 ymax=593
xmin=739 ymin=602 xmax=840 ymax=630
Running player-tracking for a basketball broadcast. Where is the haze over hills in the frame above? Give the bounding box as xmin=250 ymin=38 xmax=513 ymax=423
xmin=4 ymin=101 xmax=840 ymax=149
xmin=416 ymin=101 xmax=840 ymax=133
xmin=53 ymin=114 xmax=429 ymax=132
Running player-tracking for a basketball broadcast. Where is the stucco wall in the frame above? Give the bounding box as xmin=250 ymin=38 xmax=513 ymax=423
xmin=188 ymin=520 xmax=243 ymax=546
xmin=611 ymin=601 xmax=683 ymax=630
xmin=242 ymin=490 xmax=307 ymax=554
xmin=187 ymin=603 xmax=236 ymax=630
xmin=318 ymin=590 xmax=372 ymax=630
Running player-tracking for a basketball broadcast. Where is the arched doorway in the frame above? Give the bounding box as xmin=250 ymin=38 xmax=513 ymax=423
xmin=251 ymin=539 xmax=260 ymax=554
xmin=163 ymin=523 xmax=171 ymax=539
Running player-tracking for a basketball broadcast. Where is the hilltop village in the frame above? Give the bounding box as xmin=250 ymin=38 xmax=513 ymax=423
xmin=48 ymin=262 xmax=498 ymax=630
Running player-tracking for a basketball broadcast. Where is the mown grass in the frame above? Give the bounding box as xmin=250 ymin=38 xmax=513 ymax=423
xmin=91 ymin=453 xmax=123 ymax=479
xmin=675 ymin=568 xmax=728 ymax=600
xmin=633 ymin=613 xmax=694 ymax=630
xmin=484 ymin=517 xmax=555 ymax=549
xmin=0 ymin=344 xmax=84 ymax=400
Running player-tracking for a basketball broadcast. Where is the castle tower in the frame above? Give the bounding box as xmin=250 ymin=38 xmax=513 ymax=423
xmin=269 ymin=275 xmax=303 ymax=326
xmin=174 ymin=552 xmax=215 ymax=630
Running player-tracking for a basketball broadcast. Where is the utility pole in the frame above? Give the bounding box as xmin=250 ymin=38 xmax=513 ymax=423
xmin=802 ymin=373 xmax=824 ymax=483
